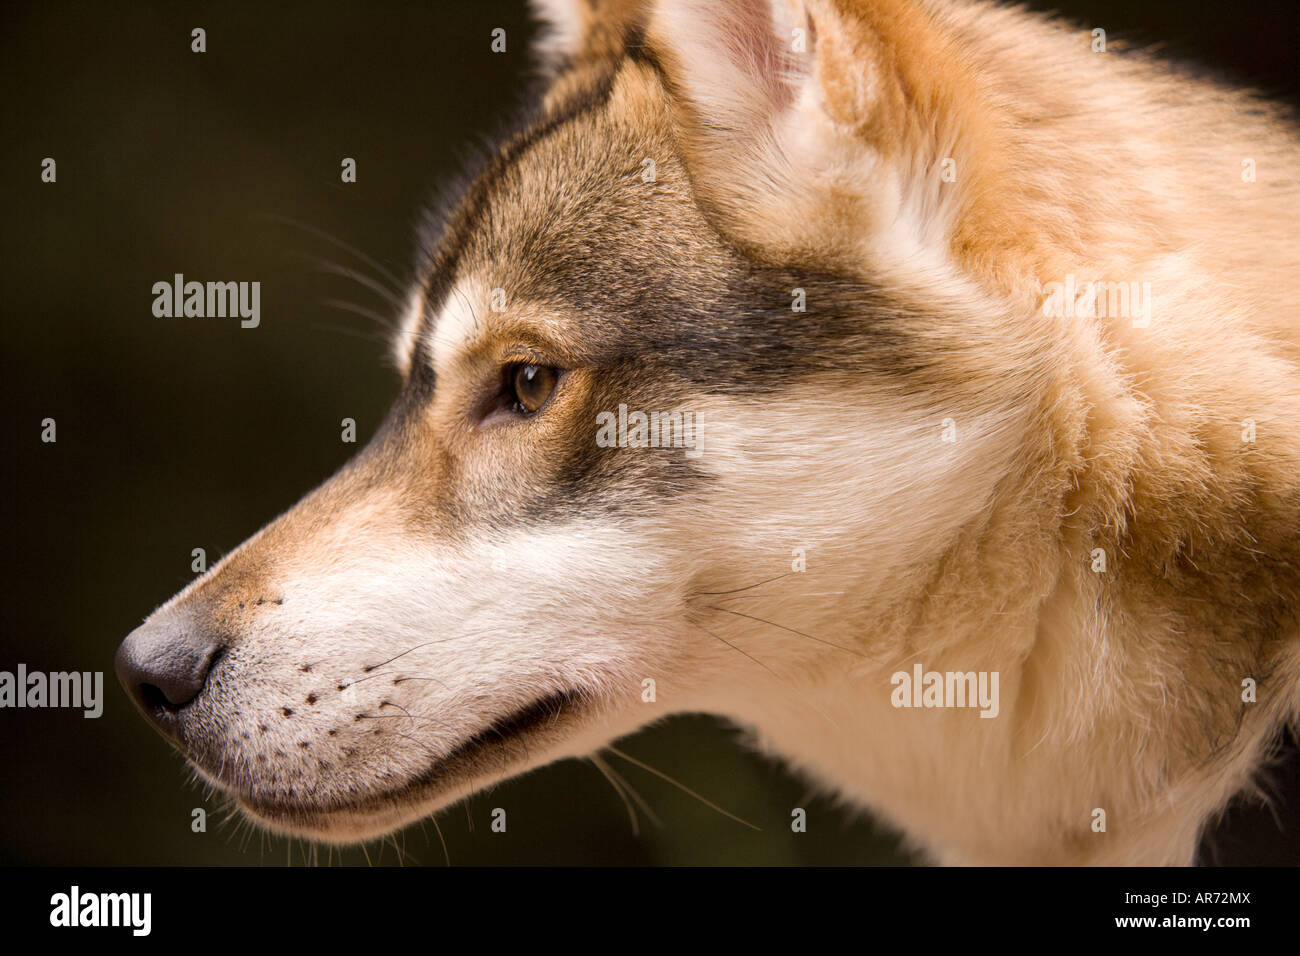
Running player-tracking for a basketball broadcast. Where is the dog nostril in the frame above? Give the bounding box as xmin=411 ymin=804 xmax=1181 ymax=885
xmin=139 ymin=683 xmax=173 ymax=712
xmin=115 ymin=607 xmax=224 ymax=730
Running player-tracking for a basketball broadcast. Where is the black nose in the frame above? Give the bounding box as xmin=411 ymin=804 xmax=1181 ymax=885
xmin=116 ymin=607 xmax=223 ymax=727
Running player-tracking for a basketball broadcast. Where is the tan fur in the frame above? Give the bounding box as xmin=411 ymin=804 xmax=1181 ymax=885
xmin=123 ymin=0 xmax=1300 ymax=865
xmin=628 ymin=0 xmax=1300 ymax=864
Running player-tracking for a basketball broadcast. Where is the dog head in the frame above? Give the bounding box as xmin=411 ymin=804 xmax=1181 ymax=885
xmin=116 ymin=0 xmax=1031 ymax=842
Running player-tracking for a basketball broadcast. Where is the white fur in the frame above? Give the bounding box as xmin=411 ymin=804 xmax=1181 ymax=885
xmin=391 ymin=286 xmax=425 ymax=375
xmin=134 ymin=0 xmax=1300 ymax=865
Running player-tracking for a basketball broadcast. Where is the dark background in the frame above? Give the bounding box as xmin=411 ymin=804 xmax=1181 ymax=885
xmin=1 ymin=0 xmax=1297 ymax=865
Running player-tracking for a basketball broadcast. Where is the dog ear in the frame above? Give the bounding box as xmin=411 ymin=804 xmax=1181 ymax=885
xmin=644 ymin=0 xmax=918 ymax=262
xmin=648 ymin=0 xmax=816 ymax=134
xmin=529 ymin=0 xmax=647 ymax=74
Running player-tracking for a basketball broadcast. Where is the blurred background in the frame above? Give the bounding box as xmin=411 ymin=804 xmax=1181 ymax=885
xmin=1 ymin=0 xmax=1297 ymax=865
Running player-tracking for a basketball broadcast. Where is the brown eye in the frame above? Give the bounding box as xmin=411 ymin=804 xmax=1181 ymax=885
xmin=511 ymin=363 xmax=558 ymax=414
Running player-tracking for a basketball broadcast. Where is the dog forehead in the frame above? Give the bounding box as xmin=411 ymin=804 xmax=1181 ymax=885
xmin=406 ymin=67 xmax=713 ymax=372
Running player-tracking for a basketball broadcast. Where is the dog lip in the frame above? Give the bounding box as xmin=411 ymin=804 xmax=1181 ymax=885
xmin=230 ymin=688 xmax=588 ymax=825
xmin=433 ymin=688 xmax=584 ymax=768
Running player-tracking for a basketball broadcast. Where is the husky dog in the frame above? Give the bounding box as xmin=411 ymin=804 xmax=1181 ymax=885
xmin=116 ymin=0 xmax=1300 ymax=865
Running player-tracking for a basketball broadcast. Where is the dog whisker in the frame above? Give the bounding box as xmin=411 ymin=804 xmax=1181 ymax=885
xmin=590 ymin=752 xmax=663 ymax=834
xmin=687 ymin=571 xmax=793 ymax=599
xmin=299 ymin=256 xmax=406 ymax=310
xmin=704 ymin=604 xmax=867 ymax=659
xmin=259 ymin=212 xmax=408 ymax=293
xmin=429 ymin=815 xmax=451 ymax=867
xmin=605 ymin=745 xmax=761 ymax=832
xmin=362 ymin=641 xmax=442 ymax=673
xmin=318 ymin=298 xmax=398 ymax=333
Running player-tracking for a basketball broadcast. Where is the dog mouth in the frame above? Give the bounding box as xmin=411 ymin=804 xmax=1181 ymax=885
xmin=218 ymin=688 xmax=588 ymax=838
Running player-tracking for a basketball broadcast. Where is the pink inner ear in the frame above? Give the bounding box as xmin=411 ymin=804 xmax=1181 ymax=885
xmin=710 ymin=0 xmax=810 ymax=114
